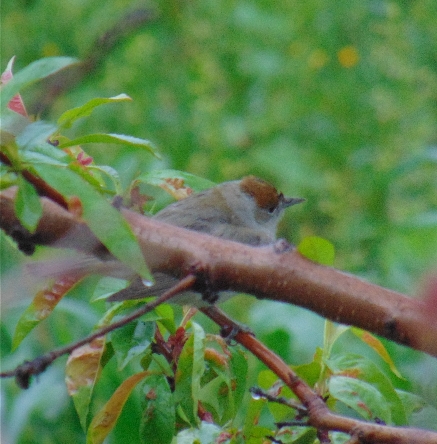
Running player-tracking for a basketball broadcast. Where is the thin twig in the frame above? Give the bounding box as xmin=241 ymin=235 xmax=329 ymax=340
xmin=0 ymin=274 xmax=196 ymax=387
xmin=249 ymin=387 xmax=307 ymax=415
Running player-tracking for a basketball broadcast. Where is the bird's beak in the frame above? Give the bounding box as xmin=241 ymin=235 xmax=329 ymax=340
xmin=282 ymin=196 xmax=306 ymax=208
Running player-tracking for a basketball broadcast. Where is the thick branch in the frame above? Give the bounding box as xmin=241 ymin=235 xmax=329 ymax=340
xmin=1 ymin=187 xmax=436 ymax=357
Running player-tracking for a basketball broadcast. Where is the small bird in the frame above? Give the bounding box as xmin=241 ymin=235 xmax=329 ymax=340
xmin=107 ymin=176 xmax=304 ymax=305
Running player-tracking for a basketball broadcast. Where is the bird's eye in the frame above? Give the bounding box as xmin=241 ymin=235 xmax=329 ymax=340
xmin=268 ymin=206 xmax=276 ymax=214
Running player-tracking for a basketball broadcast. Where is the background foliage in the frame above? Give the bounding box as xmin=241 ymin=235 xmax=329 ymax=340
xmin=1 ymin=0 xmax=437 ymax=442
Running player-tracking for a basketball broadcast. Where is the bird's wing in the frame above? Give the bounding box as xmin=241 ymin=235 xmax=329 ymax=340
xmin=106 ymin=273 xmax=179 ymax=301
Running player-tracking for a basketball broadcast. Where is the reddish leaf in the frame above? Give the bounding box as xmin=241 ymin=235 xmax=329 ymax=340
xmin=65 ymin=337 xmax=106 ymax=430
xmin=352 ymin=328 xmax=403 ymax=379
xmin=1 ymin=56 xmax=28 ymax=117
xmin=12 ymin=274 xmax=83 ymax=349
xmin=66 ymin=337 xmax=106 ymax=395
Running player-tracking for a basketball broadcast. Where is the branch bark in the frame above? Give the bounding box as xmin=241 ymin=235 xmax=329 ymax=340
xmin=1 ymin=186 xmax=436 ymax=357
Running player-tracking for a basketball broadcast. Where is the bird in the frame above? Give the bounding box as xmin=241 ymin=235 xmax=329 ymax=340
xmin=107 ymin=175 xmax=304 ymax=306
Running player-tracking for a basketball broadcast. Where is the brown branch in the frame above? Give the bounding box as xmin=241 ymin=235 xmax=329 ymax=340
xmin=0 ymin=274 xmax=196 ymax=387
xmin=1 ymin=186 xmax=436 ymax=357
xmin=201 ymin=306 xmax=437 ymax=444
xmin=0 ymin=152 xmax=68 ymax=210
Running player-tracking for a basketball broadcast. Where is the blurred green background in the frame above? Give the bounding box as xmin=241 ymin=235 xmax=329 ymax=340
xmin=2 ymin=0 xmax=437 ymax=442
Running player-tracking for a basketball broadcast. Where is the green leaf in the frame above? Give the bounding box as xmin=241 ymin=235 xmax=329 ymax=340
xmin=329 ymin=375 xmax=391 ymax=423
xmin=292 ymin=348 xmax=323 ymax=387
xmin=322 ymin=321 xmax=349 ymax=360
xmin=32 ymin=163 xmax=153 ymax=282
xmin=0 ymin=107 xmax=30 ymax=141
xmin=59 ymin=133 xmax=160 ymax=158
xmin=199 ymin=375 xmax=228 ymax=420
xmin=1 ymin=57 xmax=78 ymax=111
xmin=19 ymin=142 xmax=71 ymax=166
xmin=15 ymin=175 xmax=42 ymax=232
xmin=15 ymin=121 xmax=58 ymax=149
xmin=174 ymin=421 xmax=221 ymax=444
xmin=68 ymin=162 xmax=110 ymax=193
xmin=351 ymin=328 xmax=403 ymax=379
xmin=230 ymin=348 xmax=249 ymax=410
xmin=174 ymin=323 xmax=206 ymax=425
xmin=297 ymin=236 xmax=335 ymax=266
xmin=87 ymin=371 xmax=150 ymax=444
xmin=242 ymin=397 xmax=269 ymax=443
xmin=57 ymin=94 xmax=132 ymax=128
xmin=135 ymin=169 xmax=215 ymax=192
xmin=88 ymin=164 xmax=122 ymax=194
xmin=154 ymin=303 xmax=176 ymax=335
xmin=395 ymin=390 xmax=437 ymax=430
xmin=326 ymin=354 xmax=406 ymax=425
xmin=140 ymin=374 xmax=175 ymax=444
xmin=90 ymin=277 xmax=129 ymax=302
xmin=110 ymin=320 xmax=154 ymax=370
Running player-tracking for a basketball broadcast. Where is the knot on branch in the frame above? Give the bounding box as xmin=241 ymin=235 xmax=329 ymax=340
xmin=14 ymin=354 xmax=53 ymax=389
xmin=188 ymin=262 xmax=220 ymax=303
xmin=8 ymin=223 xmax=36 ymax=255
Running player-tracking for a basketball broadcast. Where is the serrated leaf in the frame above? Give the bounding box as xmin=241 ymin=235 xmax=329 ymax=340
xmin=297 ymin=236 xmax=335 ymax=266
xmin=57 ymin=94 xmax=132 ymax=129
xmin=65 ymin=336 xmax=106 ymax=431
xmin=1 ymin=57 xmax=78 ymax=111
xmin=140 ymin=374 xmax=175 ymax=444
xmin=329 ymin=375 xmax=391 ymax=423
xmin=59 ymin=133 xmax=160 ymax=158
xmin=351 ymin=328 xmax=403 ymax=379
xmin=86 ymin=371 xmax=150 ymax=444
xmin=32 ymin=163 xmax=153 ymax=282
xmin=15 ymin=175 xmax=42 ymax=232
xmin=12 ymin=274 xmax=82 ymax=349
xmin=15 ymin=120 xmax=58 ymax=149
